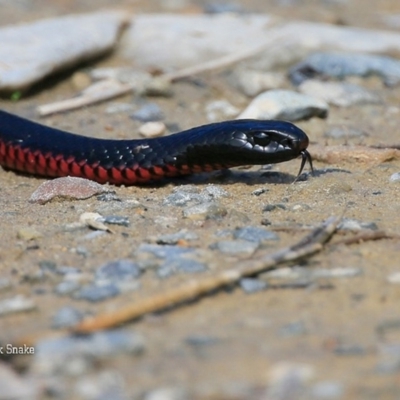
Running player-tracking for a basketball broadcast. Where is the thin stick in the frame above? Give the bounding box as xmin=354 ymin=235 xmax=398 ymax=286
xmin=37 ymin=79 xmax=135 ymax=116
xmin=164 ymin=29 xmax=290 ymax=82
xmin=73 ymin=215 xmax=341 ymax=334
xmin=37 ymin=26 xmax=293 ymax=116
xmin=330 ymin=230 xmax=398 ymax=247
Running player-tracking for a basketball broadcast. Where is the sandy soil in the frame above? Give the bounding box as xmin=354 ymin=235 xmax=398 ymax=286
xmin=1 ymin=1 xmax=400 ymax=399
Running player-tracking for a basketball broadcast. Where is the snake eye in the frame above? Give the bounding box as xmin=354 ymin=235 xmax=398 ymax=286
xmin=252 ymin=132 xmax=271 ymax=147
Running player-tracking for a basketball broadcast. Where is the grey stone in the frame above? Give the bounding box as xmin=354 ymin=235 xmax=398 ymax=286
xmin=95 ymin=259 xmax=141 ymax=282
xmin=338 ymin=218 xmax=378 ymax=231
xmin=240 ymin=278 xmax=269 ymax=293
xmin=52 ymin=306 xmax=85 ymax=329
xmin=74 ymin=283 xmax=120 ymax=302
xmin=233 ymin=226 xmax=279 ymax=243
xmin=156 ymin=229 xmax=199 ymax=245
xmin=183 ymin=202 xmax=227 ymax=220
xmin=55 ymin=280 xmax=80 ymax=296
xmin=136 ymin=244 xmax=194 ymax=259
xmin=389 ymin=172 xmax=400 ymax=182
xmin=290 ymin=51 xmax=400 ymax=86
xmin=157 ymin=258 xmax=207 ymax=278
xmin=210 ymin=240 xmax=259 ymax=255
xmin=130 ymin=103 xmax=164 ymax=122
xmin=102 ymin=215 xmax=130 ymax=226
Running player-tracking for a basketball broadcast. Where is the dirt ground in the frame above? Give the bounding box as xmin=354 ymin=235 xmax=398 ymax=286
xmin=1 ymin=1 xmax=400 ymax=399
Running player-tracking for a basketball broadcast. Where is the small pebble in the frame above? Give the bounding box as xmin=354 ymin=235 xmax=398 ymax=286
xmin=202 ymin=184 xmax=229 ymax=198
xmin=139 ymin=121 xmax=166 ymax=138
xmin=144 ymin=76 xmax=173 ymax=97
xmin=130 ymin=103 xmax=164 ymax=122
xmin=205 ymin=99 xmax=239 ymax=122
xmin=237 ymin=89 xmax=328 ymax=121
xmin=387 ymin=272 xmax=400 ymax=284
xmin=95 ymin=259 xmax=141 ymax=282
xmin=29 ymin=177 xmax=113 ymax=205
xmin=71 ymin=71 xmax=91 ymax=90
xmin=0 ymin=278 xmax=11 ymax=292
xmin=164 ymin=185 xmax=228 ymax=207
xmin=210 ymin=240 xmax=259 ymax=255
xmin=55 ymin=280 xmax=81 ymax=296
xmin=263 ymin=203 xmax=287 ymax=212
xmin=80 ymin=212 xmax=110 ymax=231
xmin=0 ymin=295 xmax=36 ymax=316
xmin=233 ymin=226 xmax=279 ymax=243
xmin=157 ymin=258 xmax=207 ymax=278
xmin=389 ymin=172 xmax=400 ymax=182
xmin=17 ymin=227 xmax=43 ymax=240
xmin=252 ymin=188 xmax=268 ymax=196
xmin=74 ymin=283 xmax=120 ymax=302
xmin=333 ymin=344 xmax=366 ymax=356
xmin=105 ymin=102 xmax=136 ymax=114
xmin=156 ymin=229 xmax=199 ymax=245
xmin=163 ymin=186 xmax=203 ymax=207
xmin=240 ymin=278 xmax=268 ymax=293
xmin=136 ymin=243 xmax=194 ymax=259
xmin=338 ymin=218 xmax=378 ymax=231
xmin=97 ymin=192 xmax=122 ymax=202
xmin=312 ymin=267 xmax=362 ymax=278
xmin=143 ymin=387 xmax=189 ymax=400
xmin=185 ymin=335 xmax=219 ymax=346
xmin=183 ymin=202 xmax=227 ymax=220
xmin=103 ymin=215 xmax=130 ymax=226
xmin=266 ymin=362 xmax=314 ymax=398
xmin=52 ymin=306 xmax=85 ymax=329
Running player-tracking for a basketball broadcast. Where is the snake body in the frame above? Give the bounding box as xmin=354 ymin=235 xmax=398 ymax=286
xmin=0 ymin=110 xmax=312 ymax=185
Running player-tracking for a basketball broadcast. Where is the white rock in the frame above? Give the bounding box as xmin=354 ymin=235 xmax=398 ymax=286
xmin=139 ymin=121 xmax=167 ymax=138
xmin=237 ymin=89 xmax=328 ymax=121
xmin=118 ymin=14 xmax=278 ymax=70
xmin=387 ymin=272 xmax=400 ymax=283
xmin=119 ymin=14 xmax=400 ymax=74
xmin=0 ymin=11 xmax=128 ymax=91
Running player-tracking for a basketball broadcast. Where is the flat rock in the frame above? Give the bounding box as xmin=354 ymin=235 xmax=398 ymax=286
xmin=119 ymin=14 xmax=400 ymax=74
xmin=0 ymin=11 xmax=128 ymax=91
xmin=238 ymin=89 xmax=328 ymax=121
xmin=118 ymin=14 xmax=277 ymax=70
xmin=29 ymin=177 xmax=114 ymax=204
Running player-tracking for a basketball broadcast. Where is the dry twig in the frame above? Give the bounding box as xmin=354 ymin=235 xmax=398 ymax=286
xmin=37 ymin=28 xmax=292 ymax=116
xmin=73 ymin=215 xmax=341 ymax=333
